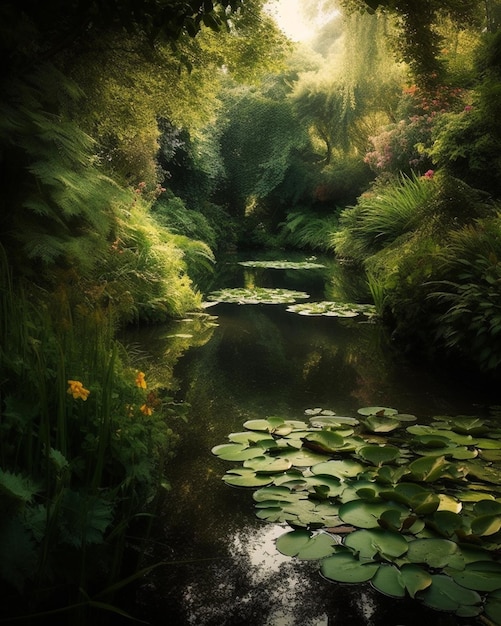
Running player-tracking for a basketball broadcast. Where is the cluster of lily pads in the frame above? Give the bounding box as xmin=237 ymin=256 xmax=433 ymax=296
xmin=205 ymin=288 xmax=376 ymax=320
xmin=206 ymin=287 xmax=310 ymax=305
xmin=212 ymin=407 xmax=501 ymax=623
xmin=238 ymin=260 xmax=326 ymax=270
xmin=286 ymin=301 xmax=377 ymax=319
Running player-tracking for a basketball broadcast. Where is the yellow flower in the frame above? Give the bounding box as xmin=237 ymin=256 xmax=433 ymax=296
xmin=67 ymin=380 xmax=90 ymax=401
xmin=140 ymin=404 xmax=153 ymax=416
xmin=135 ymin=371 xmax=147 ymax=389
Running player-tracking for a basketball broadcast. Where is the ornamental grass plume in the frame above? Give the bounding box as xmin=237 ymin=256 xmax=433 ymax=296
xmin=67 ymin=379 xmax=90 ymax=400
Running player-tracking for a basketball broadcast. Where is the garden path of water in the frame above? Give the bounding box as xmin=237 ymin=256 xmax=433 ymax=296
xmin=126 ymin=253 xmax=496 ymax=626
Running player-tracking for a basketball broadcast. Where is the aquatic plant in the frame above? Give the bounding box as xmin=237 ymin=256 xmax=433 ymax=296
xmin=206 ymin=287 xmax=310 ymax=305
xmin=286 ymin=301 xmax=376 ymax=319
xmin=213 ymin=406 xmax=501 ymax=624
xmin=238 ymin=260 xmax=326 ymax=270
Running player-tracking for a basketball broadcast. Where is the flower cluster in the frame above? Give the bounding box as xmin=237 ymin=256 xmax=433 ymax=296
xmin=135 ymin=371 xmax=147 ymax=389
xmin=67 ymin=380 xmax=90 ymax=401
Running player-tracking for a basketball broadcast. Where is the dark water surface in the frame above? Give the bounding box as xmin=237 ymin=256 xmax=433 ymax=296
xmin=127 ymin=254 xmax=497 ymax=626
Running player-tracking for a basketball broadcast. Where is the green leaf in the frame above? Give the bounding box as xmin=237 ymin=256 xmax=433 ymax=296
xmin=357 ymin=406 xmax=398 ymax=416
xmin=321 ymin=552 xmax=379 ymax=583
xmin=471 ymin=514 xmax=501 ymax=536
xmin=448 ymin=561 xmax=501 ymax=592
xmin=211 ymin=443 xmax=265 ymax=462
xmin=400 ymin=563 xmax=432 ymax=598
xmin=339 ymin=500 xmax=409 ymax=529
xmin=407 ymin=455 xmax=450 ymax=482
xmin=406 ymin=538 xmax=460 ymax=568
xmin=223 ymin=469 xmax=274 ymax=487
xmin=344 ymin=528 xmax=408 ymax=561
xmin=371 ymin=564 xmax=406 ymax=598
xmin=485 ymin=589 xmax=501 ymax=625
xmin=420 ymin=574 xmax=482 ymax=613
xmin=358 ymin=445 xmax=400 ymax=466
xmin=302 ymin=430 xmax=345 ymax=453
xmin=243 ymin=456 xmax=292 ymax=473
xmin=363 ymin=415 xmax=401 ymax=433
xmin=311 ymin=459 xmax=365 ymax=479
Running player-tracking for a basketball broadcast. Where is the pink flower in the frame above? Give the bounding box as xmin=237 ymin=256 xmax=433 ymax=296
xmin=464 ymin=105 xmax=473 ymax=113
xmin=423 ymin=169 xmax=435 ymax=179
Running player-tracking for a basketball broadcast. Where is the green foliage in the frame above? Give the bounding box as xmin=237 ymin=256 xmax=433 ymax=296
xmin=0 ymin=251 xmax=187 ymax=613
xmin=0 ymin=67 xmax=119 ymax=277
xmin=428 ymin=216 xmax=501 ymax=371
xmin=279 ymin=211 xmax=339 ymax=252
xmin=429 ymin=53 xmax=501 ymax=195
xmin=214 ymin=405 xmax=501 ymax=622
xmin=333 ymin=172 xmax=437 ymax=263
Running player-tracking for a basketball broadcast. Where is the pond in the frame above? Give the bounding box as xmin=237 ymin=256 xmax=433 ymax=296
xmin=125 ymin=253 xmax=499 ymax=626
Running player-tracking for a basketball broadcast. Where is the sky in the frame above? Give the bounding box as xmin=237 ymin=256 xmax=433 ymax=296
xmin=264 ymin=0 xmax=320 ymax=42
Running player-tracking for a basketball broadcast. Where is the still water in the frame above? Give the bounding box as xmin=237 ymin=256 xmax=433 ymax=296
xmin=128 ymin=253 xmax=495 ymax=626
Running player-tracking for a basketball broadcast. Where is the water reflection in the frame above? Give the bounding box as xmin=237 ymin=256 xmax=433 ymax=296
xmin=132 ymin=255 xmax=488 ymax=625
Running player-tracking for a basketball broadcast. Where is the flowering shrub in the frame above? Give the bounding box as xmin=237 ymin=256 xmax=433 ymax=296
xmin=364 ymin=85 xmax=465 ymax=175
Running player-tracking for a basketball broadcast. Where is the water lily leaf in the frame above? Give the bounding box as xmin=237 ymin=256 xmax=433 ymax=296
xmin=408 ymin=455 xmax=450 ymax=482
xmin=321 ymin=552 xmax=379 ymax=583
xmin=471 ymin=514 xmax=501 ymax=536
xmin=371 ymin=564 xmax=406 ymax=598
xmin=228 ymin=431 xmax=276 ymax=445
xmin=413 ymin=434 xmax=452 ymax=449
xmin=480 ymin=449 xmax=501 ymax=462
xmin=474 ymin=438 xmax=501 ymax=450
xmin=207 ymin=287 xmax=310 ymax=305
xmin=358 ymin=445 xmax=400 ymax=466
xmin=421 ymin=574 xmax=482 ymax=614
xmin=275 ymin=529 xmax=311 ymax=556
xmin=432 ymin=511 xmax=464 ymax=537
xmin=406 ymin=538 xmax=460 ymax=568
xmin=357 ymin=406 xmax=398 ymax=417
xmin=339 ymin=500 xmax=409 ymax=529
xmin=211 ymin=444 xmax=266 ymax=462
xmin=473 ymin=500 xmax=501 ymax=516
xmin=449 ymin=561 xmax=501 ymax=592
xmin=309 ymin=416 xmax=359 ymax=429
xmin=362 ymin=415 xmax=401 ymax=433
xmin=238 ymin=260 xmax=326 ymax=270
xmin=379 ymin=483 xmax=428 ymax=507
xmin=463 ymin=460 xmax=501 ymax=484
xmin=344 ymin=528 xmax=408 ymax=561
xmin=312 ymin=459 xmax=365 ymax=479
xmin=303 ymin=475 xmax=344 ymax=498
xmin=284 ymin=449 xmax=329 ymax=467
xmin=485 ymin=589 xmax=501 ymax=625
xmin=278 ymin=529 xmax=340 ymax=559
xmin=409 ymin=492 xmax=441 ymax=515
xmin=243 ymin=456 xmax=293 ymax=473
xmin=400 ymin=563 xmax=432 ymax=598
xmin=302 ymin=430 xmax=345 ymax=453
xmin=222 ymin=469 xmax=274 ymax=487
xmin=452 ymin=417 xmax=488 ymax=435
xmin=253 ymin=486 xmax=295 ymax=503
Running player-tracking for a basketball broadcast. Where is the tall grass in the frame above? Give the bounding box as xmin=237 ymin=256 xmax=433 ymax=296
xmin=333 ymin=173 xmax=436 ymax=263
xmin=0 ymin=243 xmax=183 ymax=621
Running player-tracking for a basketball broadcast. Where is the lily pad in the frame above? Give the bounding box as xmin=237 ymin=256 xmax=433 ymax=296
xmin=238 ymin=260 xmax=326 ymax=270
xmin=321 ymin=552 xmax=379 ymax=583
xmin=207 ymin=287 xmax=310 ymax=305
xmin=358 ymin=406 xmax=398 ymax=417
xmin=448 ymin=561 xmax=501 ymax=592
xmin=339 ymin=500 xmax=409 ymax=529
xmin=311 ymin=459 xmax=365 ymax=479
xmin=420 ymin=574 xmax=482 ymax=614
xmin=211 ymin=443 xmax=266 ymax=462
xmin=406 ymin=538 xmax=460 ymax=568
xmin=344 ymin=528 xmax=409 ymax=560
xmin=358 ymin=445 xmax=400 ymax=466
xmin=371 ymin=565 xmax=406 ymax=598
xmin=222 ymin=468 xmax=274 ymax=488
xmin=287 ymin=301 xmax=376 ymax=318
xmin=276 ymin=529 xmax=338 ymax=560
